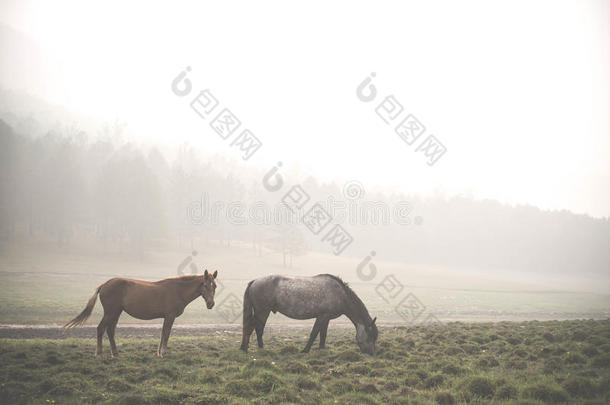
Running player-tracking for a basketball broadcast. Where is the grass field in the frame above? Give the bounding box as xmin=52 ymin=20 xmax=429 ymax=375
xmin=1 ymin=320 xmax=609 ymax=404
xmin=1 ymin=241 xmax=609 ymax=404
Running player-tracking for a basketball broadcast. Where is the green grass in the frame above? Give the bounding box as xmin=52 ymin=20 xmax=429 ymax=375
xmin=1 ymin=320 xmax=610 ymax=404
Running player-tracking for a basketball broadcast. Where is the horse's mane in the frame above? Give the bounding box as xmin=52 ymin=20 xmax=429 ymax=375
xmin=319 ymin=274 xmax=374 ymax=327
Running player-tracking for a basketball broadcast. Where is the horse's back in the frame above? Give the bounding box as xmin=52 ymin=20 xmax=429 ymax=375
xmin=250 ymin=274 xmax=337 ymax=297
xmin=99 ymin=277 xmax=156 ymax=295
xmin=99 ymin=278 xmax=172 ymax=316
xmin=250 ymin=274 xmax=347 ymax=319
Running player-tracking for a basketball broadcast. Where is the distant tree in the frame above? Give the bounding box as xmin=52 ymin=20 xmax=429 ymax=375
xmin=0 ymin=119 xmax=18 ymax=239
xmin=266 ymin=223 xmax=308 ymax=268
xmin=94 ymin=145 xmax=164 ymax=258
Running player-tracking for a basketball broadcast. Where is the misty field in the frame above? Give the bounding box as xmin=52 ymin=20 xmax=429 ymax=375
xmin=1 ymin=229 xmax=609 ymax=405
xmin=1 ymin=242 xmax=609 ymax=326
xmin=1 ymin=241 xmax=609 ymax=404
xmin=1 ymin=320 xmax=609 ymax=405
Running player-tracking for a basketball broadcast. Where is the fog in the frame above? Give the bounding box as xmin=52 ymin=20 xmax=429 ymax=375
xmin=0 ymin=1 xmax=609 ymax=326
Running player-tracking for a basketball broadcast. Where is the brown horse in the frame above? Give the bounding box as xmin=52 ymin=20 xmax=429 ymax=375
xmin=64 ymin=270 xmax=218 ymax=357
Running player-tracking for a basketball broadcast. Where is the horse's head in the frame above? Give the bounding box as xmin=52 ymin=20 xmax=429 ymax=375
xmin=356 ymin=317 xmax=378 ymax=355
xmin=201 ymin=269 xmax=218 ymax=309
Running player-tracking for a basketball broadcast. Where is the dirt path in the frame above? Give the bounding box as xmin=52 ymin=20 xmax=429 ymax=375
xmin=3 ymin=314 xmax=608 ymax=339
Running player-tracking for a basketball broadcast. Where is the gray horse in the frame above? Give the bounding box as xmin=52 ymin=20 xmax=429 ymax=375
xmin=240 ymin=274 xmax=378 ymax=354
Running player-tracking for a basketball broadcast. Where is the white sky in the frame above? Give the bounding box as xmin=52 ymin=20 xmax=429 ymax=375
xmin=1 ymin=0 xmax=609 ymax=217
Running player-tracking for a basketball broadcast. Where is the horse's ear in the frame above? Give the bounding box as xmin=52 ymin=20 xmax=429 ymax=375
xmin=212 ymin=270 xmax=218 ymax=279
xmin=204 ymin=269 xmax=209 ymax=277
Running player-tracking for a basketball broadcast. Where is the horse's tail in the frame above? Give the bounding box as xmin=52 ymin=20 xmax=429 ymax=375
xmin=242 ymin=280 xmax=255 ymax=326
xmin=64 ymin=285 xmax=102 ymax=328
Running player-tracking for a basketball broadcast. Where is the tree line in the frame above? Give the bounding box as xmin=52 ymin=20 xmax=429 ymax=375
xmin=1 ymin=117 xmax=608 ymax=276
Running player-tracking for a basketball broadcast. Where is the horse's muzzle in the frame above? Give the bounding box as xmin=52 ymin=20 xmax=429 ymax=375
xmin=206 ymin=302 xmax=215 ymax=309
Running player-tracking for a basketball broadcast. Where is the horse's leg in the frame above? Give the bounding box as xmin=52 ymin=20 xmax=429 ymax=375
xmin=96 ymin=314 xmax=109 ymax=356
xmin=162 ymin=316 xmax=176 ymax=354
xmin=254 ymin=309 xmax=271 ymax=348
xmin=157 ymin=318 xmax=165 ymax=357
xmin=302 ymin=318 xmax=323 ymax=353
xmin=240 ymin=312 xmax=256 ymax=352
xmin=107 ymin=310 xmax=122 ymax=358
xmin=157 ymin=315 xmax=175 ymax=357
xmin=319 ymin=318 xmax=330 ymax=349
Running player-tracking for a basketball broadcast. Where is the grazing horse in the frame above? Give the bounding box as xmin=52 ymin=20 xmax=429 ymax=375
xmin=64 ymin=270 xmax=218 ymax=357
xmin=240 ymin=274 xmax=378 ymax=354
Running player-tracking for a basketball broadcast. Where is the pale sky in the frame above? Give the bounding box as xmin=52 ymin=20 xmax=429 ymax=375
xmin=1 ymin=0 xmax=609 ymax=217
